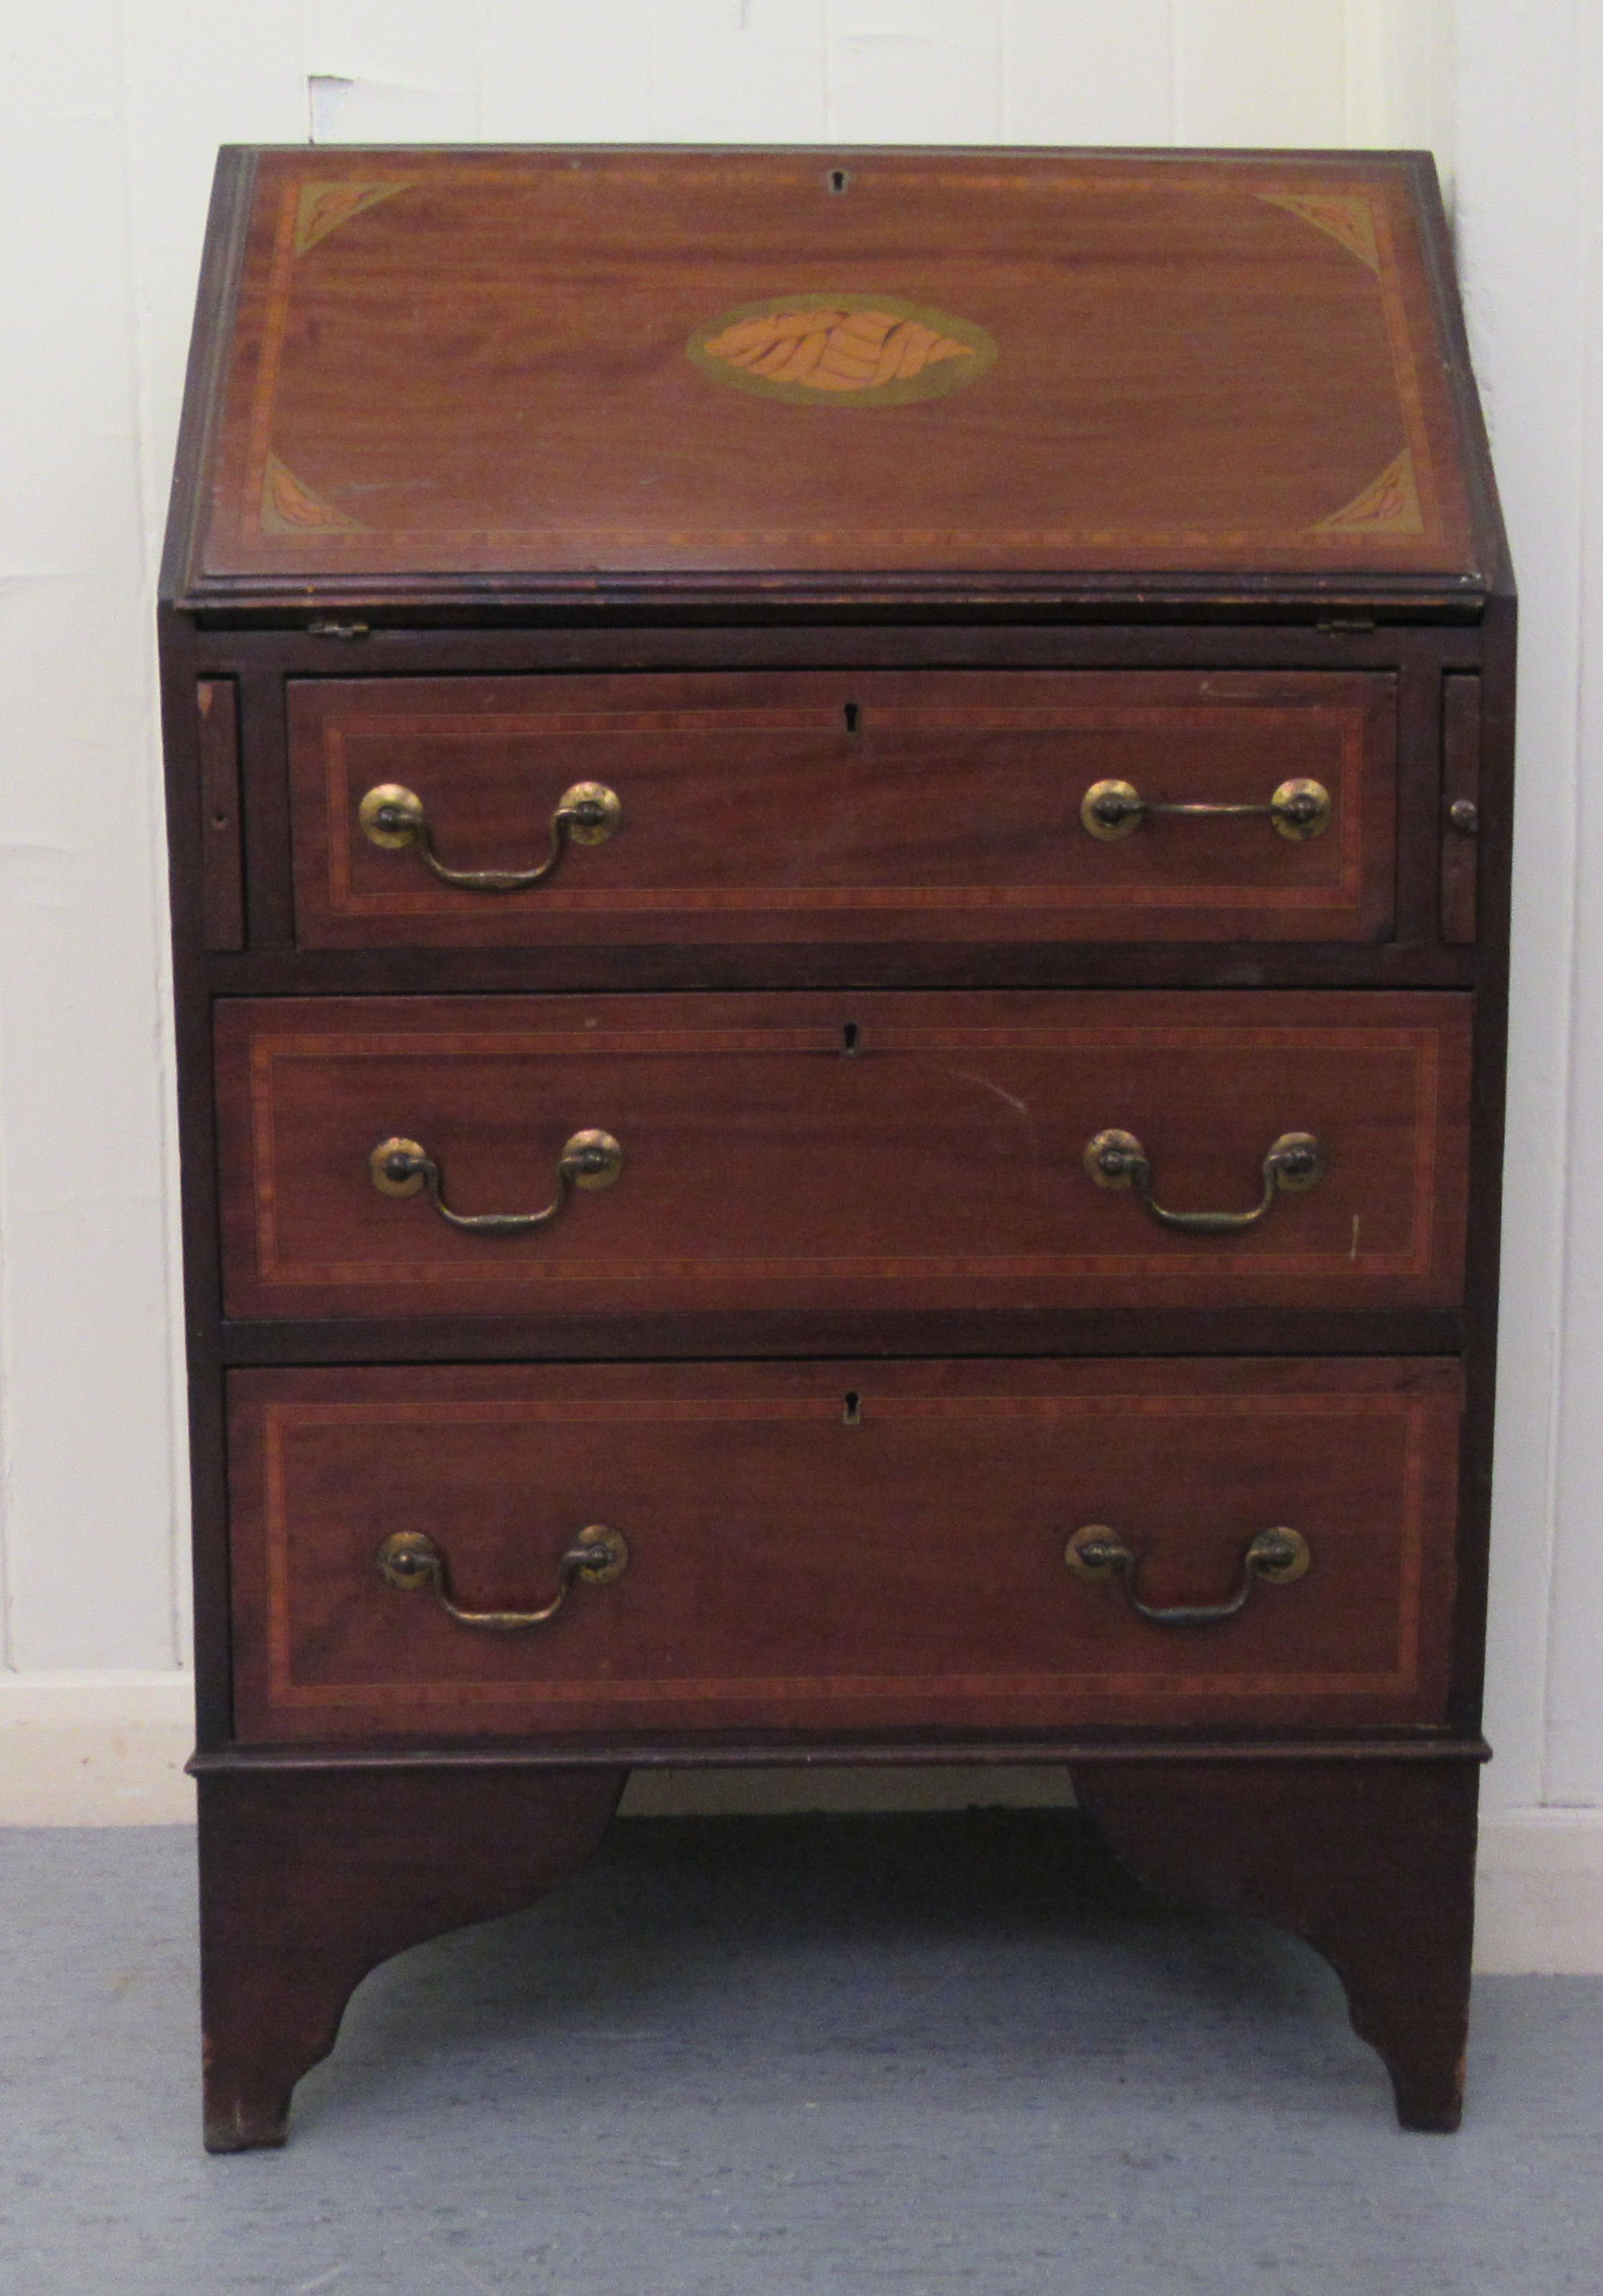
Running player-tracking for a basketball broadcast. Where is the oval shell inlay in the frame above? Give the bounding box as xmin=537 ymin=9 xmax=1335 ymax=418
xmin=687 ymin=294 xmax=997 ymax=407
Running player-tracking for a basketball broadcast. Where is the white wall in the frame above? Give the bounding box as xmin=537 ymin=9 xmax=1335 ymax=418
xmin=2 ymin=0 xmax=1598 ymax=1964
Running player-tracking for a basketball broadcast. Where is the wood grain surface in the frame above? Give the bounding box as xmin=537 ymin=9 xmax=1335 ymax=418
xmin=214 ymin=987 xmax=1472 ymax=1320
xmin=176 ymin=149 xmax=1491 ymax=600
xmin=226 ymin=1357 xmax=1461 ymax=1740
xmin=289 ymin=668 xmax=1396 ymax=948
xmin=1071 ymin=1753 xmax=1481 ymax=2130
xmin=197 ymin=678 xmax=245 ymax=951
xmin=197 ymin=1762 xmax=625 ymax=2148
xmin=1440 ymin=672 xmax=1482 ymax=945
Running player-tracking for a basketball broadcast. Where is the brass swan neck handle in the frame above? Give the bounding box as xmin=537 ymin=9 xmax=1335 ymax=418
xmin=376 ymin=1524 xmax=629 ymax=1630
xmin=1065 ymin=1523 xmax=1311 ymax=1625
xmin=358 ymin=779 xmax=621 ymax=891
xmin=1083 ymin=1128 xmax=1324 ymax=1234
xmin=1080 ymin=776 xmax=1331 ymax=842
xmin=369 ymin=1130 xmax=623 ymax=1235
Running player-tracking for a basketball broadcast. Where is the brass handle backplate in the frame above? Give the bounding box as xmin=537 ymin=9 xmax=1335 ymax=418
xmin=1080 ymin=777 xmax=1331 ymax=842
xmin=358 ymin=779 xmax=621 ymax=890
xmin=1065 ymin=1523 xmax=1311 ymax=1626
xmin=1084 ymin=1127 xmax=1324 ymax=1234
xmin=376 ymin=1524 xmax=629 ymax=1630
xmin=369 ymin=1129 xmax=623 ymax=1235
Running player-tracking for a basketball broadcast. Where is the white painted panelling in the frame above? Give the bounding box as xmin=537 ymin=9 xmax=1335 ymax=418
xmin=1541 ymin=0 xmax=1603 ymax=1807
xmin=648 ymin=2 xmax=828 ymax=143
xmin=0 ymin=2 xmax=181 ymax=1673
xmin=1451 ymin=0 xmax=1585 ymax=1813
xmin=0 ymin=1672 xmax=193 ymax=1724
xmin=476 ymin=4 xmax=656 ymax=143
xmin=300 ymin=0 xmax=481 ymax=141
xmin=1173 ymin=0 xmax=1347 ymax=148
xmin=1001 ymin=2 xmax=1173 ymax=146
xmin=826 ymin=0 xmax=1003 ymax=143
xmin=118 ymin=5 xmax=309 ymax=546
xmin=1345 ymin=0 xmax=1455 ymax=184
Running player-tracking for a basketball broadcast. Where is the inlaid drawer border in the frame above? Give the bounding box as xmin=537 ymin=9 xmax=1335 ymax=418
xmin=320 ymin=702 xmax=1370 ymax=920
xmin=243 ymin=1020 xmax=1445 ymax=1289
xmin=256 ymin=1388 xmax=1436 ymax=1712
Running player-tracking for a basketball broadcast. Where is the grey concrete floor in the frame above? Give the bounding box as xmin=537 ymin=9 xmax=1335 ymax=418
xmin=1 ymin=1809 xmax=1600 ymax=2296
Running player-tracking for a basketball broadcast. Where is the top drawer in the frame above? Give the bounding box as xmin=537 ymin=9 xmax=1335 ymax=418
xmin=288 ymin=670 xmax=1396 ymax=949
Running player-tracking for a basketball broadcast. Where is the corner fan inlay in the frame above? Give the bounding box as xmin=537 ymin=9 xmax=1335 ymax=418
xmin=1254 ymin=193 xmax=1425 ymax=538
xmin=261 ymin=455 xmax=364 ymax=535
xmin=292 ymin=180 xmax=411 ymax=258
xmin=1313 ymin=449 xmax=1424 ymax=538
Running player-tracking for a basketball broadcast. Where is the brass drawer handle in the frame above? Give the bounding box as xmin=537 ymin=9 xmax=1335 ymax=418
xmin=369 ymin=1129 xmax=623 ymax=1235
xmin=1065 ymin=1522 xmax=1310 ymax=1625
xmin=1084 ymin=1127 xmax=1324 ymax=1234
xmin=1080 ymin=776 xmax=1330 ymax=841
xmin=358 ymin=779 xmax=621 ymax=890
xmin=376 ymin=1524 xmax=629 ymax=1630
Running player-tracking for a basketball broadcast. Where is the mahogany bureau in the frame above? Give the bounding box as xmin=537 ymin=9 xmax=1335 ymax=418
xmin=160 ymin=147 xmax=1512 ymax=2148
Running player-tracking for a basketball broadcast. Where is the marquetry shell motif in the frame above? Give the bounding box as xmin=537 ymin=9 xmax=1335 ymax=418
xmin=687 ymin=294 xmax=997 ymax=407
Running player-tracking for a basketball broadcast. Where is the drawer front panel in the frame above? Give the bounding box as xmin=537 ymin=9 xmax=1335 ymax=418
xmin=289 ymin=670 xmax=1396 ymax=948
xmin=227 ymin=1358 xmax=1461 ymax=1740
xmin=216 ymin=990 xmax=1471 ymax=1321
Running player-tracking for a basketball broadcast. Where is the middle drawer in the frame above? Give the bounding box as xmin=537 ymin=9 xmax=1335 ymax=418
xmin=216 ymin=990 xmax=1470 ymax=1320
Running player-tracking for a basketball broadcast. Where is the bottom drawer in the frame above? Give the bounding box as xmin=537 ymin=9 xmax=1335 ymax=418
xmin=227 ymin=1358 xmax=1461 ymax=1741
